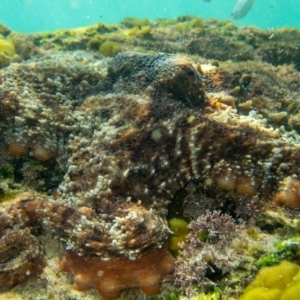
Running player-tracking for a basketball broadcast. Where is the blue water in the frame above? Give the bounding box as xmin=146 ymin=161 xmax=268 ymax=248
xmin=0 ymin=0 xmax=300 ymax=33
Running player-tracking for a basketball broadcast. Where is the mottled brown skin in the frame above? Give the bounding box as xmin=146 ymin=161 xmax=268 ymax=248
xmin=0 ymin=226 xmax=45 ymax=291
xmin=0 ymin=51 xmax=300 ymax=297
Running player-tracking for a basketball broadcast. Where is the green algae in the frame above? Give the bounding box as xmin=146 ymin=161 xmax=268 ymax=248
xmin=0 ymin=38 xmax=18 ymax=68
xmin=150 ymin=289 xmax=183 ymax=300
xmin=196 ymin=288 xmax=221 ymax=300
xmin=0 ymin=165 xmax=14 ymax=180
xmin=87 ymin=34 xmax=106 ymax=50
xmin=257 ymin=238 xmax=300 ymax=268
xmin=99 ymin=40 xmax=122 ymax=56
xmin=0 ymin=39 xmax=15 ymax=56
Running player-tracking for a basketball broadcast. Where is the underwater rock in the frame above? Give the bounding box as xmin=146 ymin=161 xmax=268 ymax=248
xmin=186 ymin=35 xmax=254 ymax=62
xmin=13 ymin=16 xmax=300 ymax=72
xmin=1 ymin=50 xmax=300 ymax=298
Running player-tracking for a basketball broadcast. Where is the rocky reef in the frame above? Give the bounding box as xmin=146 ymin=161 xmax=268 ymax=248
xmin=1 ymin=17 xmax=300 ymax=300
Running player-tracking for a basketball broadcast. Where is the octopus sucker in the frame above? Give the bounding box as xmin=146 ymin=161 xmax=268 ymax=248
xmin=0 ymin=50 xmax=300 ymax=297
xmin=59 ymin=242 xmax=175 ymax=300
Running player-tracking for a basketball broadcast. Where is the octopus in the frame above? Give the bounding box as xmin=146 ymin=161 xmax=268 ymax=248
xmin=0 ymin=50 xmax=300 ymax=299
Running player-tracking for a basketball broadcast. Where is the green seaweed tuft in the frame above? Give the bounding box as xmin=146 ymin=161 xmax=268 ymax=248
xmin=99 ymin=41 xmax=122 ymax=57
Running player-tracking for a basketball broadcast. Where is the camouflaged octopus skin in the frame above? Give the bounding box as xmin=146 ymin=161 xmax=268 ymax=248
xmin=0 ymin=51 xmax=300 ymax=291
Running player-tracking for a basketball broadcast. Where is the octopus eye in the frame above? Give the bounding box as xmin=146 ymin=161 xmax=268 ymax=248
xmin=187 ymin=70 xmax=195 ymax=76
xmin=186 ymin=70 xmax=195 ymax=83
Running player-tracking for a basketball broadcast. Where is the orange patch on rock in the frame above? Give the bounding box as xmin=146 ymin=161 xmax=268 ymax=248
xmin=207 ymin=99 xmax=229 ymax=110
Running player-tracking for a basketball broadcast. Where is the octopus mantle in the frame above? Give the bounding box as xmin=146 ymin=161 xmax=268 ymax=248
xmin=0 ymin=51 xmax=300 ymax=297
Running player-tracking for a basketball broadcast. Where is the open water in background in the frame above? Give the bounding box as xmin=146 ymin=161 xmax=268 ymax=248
xmin=0 ymin=0 xmax=300 ymax=33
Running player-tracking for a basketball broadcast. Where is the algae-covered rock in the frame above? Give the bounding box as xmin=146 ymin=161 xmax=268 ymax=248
xmin=0 ymin=51 xmax=11 ymax=68
xmin=0 ymin=39 xmax=15 ymax=56
xmin=87 ymin=34 xmax=106 ymax=50
xmin=0 ymin=24 xmax=11 ymax=37
xmin=0 ymin=39 xmax=17 ymax=68
xmin=123 ymin=17 xmax=150 ymax=28
xmin=187 ymin=34 xmax=254 ymax=61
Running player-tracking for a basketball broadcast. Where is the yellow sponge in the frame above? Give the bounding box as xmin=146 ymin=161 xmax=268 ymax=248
xmin=239 ymin=261 xmax=300 ymax=300
xmin=168 ymin=218 xmax=190 ymax=251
